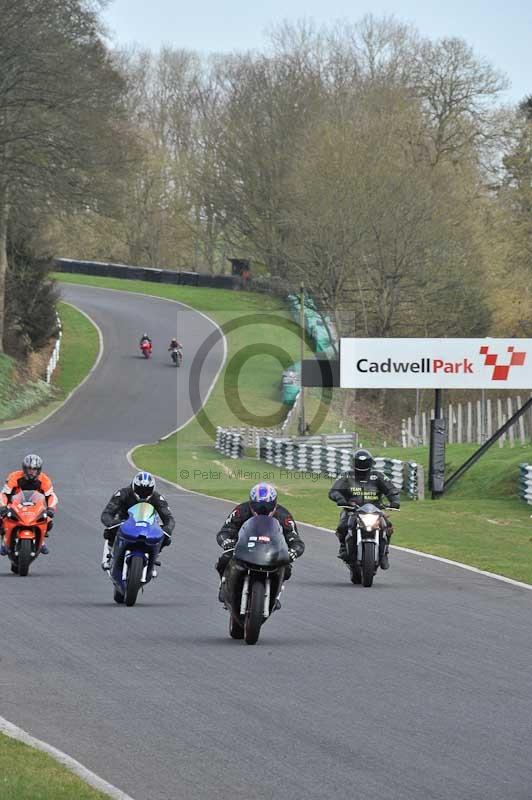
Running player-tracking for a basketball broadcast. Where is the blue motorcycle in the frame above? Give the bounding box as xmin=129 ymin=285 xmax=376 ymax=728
xmin=109 ymin=503 xmax=165 ymax=606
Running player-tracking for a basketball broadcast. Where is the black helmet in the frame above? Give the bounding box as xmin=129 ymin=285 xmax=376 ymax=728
xmin=22 ymin=454 xmax=43 ymax=479
xmin=132 ymin=471 xmax=155 ymax=501
xmin=353 ymin=449 xmax=374 ymax=478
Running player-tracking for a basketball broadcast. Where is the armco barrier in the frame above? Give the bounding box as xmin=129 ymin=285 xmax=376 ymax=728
xmin=55 ymin=258 xmax=238 ymax=290
xmin=519 ymin=464 xmax=532 ymax=505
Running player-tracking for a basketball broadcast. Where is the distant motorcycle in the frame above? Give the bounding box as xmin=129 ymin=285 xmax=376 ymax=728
xmin=170 ymin=346 xmax=183 ymax=367
xmin=2 ymin=490 xmax=50 ymax=576
xmin=140 ymin=340 xmax=152 ymax=359
xmin=108 ymin=503 xmax=165 ymax=606
xmin=221 ymin=516 xmax=291 ymax=645
xmin=342 ymin=503 xmax=397 ymax=587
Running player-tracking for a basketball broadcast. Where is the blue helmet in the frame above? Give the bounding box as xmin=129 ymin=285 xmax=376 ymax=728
xmin=249 ymin=483 xmax=277 ymax=516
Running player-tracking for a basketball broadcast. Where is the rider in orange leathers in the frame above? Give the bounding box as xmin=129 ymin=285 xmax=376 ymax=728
xmin=0 ymin=454 xmax=58 ymax=555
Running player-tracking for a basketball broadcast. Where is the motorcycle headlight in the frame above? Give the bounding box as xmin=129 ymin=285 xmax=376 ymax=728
xmin=358 ymin=513 xmax=380 ymax=529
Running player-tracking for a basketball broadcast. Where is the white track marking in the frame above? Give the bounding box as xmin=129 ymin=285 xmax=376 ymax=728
xmin=0 ymin=716 xmax=135 ymax=800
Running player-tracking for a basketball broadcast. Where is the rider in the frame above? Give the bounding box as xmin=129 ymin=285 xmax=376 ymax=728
xmin=215 ymin=483 xmax=305 ymax=601
xmin=0 ymin=454 xmax=58 ymax=555
xmin=100 ymin=471 xmax=176 ymax=571
xmin=139 ymin=332 xmax=152 ymax=349
xmin=168 ymin=337 xmax=182 ymax=351
xmin=328 ymin=449 xmax=400 ymax=569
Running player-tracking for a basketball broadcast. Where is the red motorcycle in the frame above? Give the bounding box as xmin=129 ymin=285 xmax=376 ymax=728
xmin=2 ymin=490 xmax=50 ymax=576
xmin=140 ymin=340 xmax=152 ymax=359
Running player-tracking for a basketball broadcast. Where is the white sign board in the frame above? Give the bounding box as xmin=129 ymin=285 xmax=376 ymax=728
xmin=340 ymin=338 xmax=532 ymax=389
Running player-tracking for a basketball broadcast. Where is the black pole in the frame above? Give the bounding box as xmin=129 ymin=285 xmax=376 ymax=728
xmin=429 ymin=389 xmax=446 ymax=499
xmin=445 ymin=395 xmax=532 ymax=492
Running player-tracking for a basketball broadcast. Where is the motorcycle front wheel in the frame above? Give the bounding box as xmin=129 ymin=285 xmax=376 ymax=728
xmin=361 ymin=543 xmax=376 ymax=587
xmin=17 ymin=539 xmax=33 ymax=577
xmin=244 ymin=580 xmax=265 ymax=645
xmin=125 ymin=556 xmax=144 ymax=606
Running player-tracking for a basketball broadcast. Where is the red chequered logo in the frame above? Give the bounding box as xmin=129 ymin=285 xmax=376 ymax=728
xmin=479 ymin=346 xmax=527 ymax=381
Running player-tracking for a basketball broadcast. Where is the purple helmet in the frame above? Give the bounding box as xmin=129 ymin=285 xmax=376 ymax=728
xmin=249 ymin=483 xmax=278 ymax=516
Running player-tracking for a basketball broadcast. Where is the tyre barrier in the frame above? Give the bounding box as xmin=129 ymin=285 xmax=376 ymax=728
xmin=216 ymin=428 xmax=424 ymax=499
xmin=519 ymin=463 xmax=532 ymax=505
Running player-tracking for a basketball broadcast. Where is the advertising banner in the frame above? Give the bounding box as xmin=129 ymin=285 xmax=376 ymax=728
xmin=340 ymin=338 xmax=532 ymax=389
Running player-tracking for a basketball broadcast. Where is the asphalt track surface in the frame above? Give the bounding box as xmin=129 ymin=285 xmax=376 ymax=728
xmin=1 ymin=284 xmax=532 ymax=800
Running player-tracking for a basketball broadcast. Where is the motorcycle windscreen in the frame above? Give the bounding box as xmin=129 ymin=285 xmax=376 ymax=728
xmin=234 ymin=516 xmax=290 ymax=567
xmin=357 ymin=502 xmax=382 ymax=514
xmin=11 ymin=490 xmax=46 ymax=513
xmin=120 ymin=502 xmax=163 ymax=541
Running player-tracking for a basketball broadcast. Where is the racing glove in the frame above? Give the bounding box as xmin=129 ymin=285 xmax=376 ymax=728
xmin=221 ymin=538 xmax=236 ymax=550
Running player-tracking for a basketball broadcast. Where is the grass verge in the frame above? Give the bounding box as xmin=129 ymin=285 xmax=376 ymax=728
xmin=0 ymin=301 xmax=99 ymax=428
xmin=0 ymin=734 xmax=112 ymax=800
xmin=57 ymin=273 xmax=532 ymax=583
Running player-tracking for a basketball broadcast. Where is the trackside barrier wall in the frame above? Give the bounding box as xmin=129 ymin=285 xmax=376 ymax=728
xmin=519 ymin=464 xmax=532 ymax=505
xmin=55 ymin=258 xmax=239 ymax=290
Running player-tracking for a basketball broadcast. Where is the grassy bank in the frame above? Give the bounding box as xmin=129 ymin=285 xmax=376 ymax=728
xmin=0 ymin=734 xmax=111 ymax=800
xmin=57 ymin=273 xmax=532 ymax=583
xmin=0 ymin=301 xmax=99 ymax=428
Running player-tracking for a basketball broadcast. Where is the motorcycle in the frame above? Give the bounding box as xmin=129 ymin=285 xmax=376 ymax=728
xmin=140 ymin=340 xmax=152 ymax=359
xmin=170 ymin=346 xmax=183 ymax=367
xmin=221 ymin=516 xmax=291 ymax=645
xmin=342 ymin=503 xmax=397 ymax=587
xmin=108 ymin=503 xmax=165 ymax=606
xmin=2 ymin=490 xmax=50 ymax=576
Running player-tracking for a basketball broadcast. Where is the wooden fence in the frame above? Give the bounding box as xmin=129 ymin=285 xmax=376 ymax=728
xmin=402 ymin=395 xmax=532 ymax=447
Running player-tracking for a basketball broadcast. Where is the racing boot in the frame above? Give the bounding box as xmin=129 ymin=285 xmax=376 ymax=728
xmin=336 ymin=532 xmax=348 ymax=561
xmin=218 ymin=576 xmax=226 ymax=603
xmin=0 ymin=535 xmax=7 ymax=556
xmin=101 ymin=541 xmax=112 ymax=571
xmin=379 ymin=547 xmax=390 ymax=570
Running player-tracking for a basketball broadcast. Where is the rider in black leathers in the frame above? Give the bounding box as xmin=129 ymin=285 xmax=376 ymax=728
xmin=215 ymin=483 xmax=305 ymax=597
xmin=100 ymin=472 xmax=175 ymax=570
xmin=328 ymin=449 xmax=400 ymax=569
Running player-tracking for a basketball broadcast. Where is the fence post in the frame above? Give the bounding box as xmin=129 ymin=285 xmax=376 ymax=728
xmin=448 ymin=404 xmax=453 ymax=444
xmin=497 ymin=399 xmax=504 ymax=447
xmin=456 ymin=403 xmax=463 ymax=444
xmin=517 ymin=396 xmax=526 ymax=444
xmin=507 ymin=398 xmax=515 ymax=447
xmin=467 ymin=402 xmax=472 ymax=443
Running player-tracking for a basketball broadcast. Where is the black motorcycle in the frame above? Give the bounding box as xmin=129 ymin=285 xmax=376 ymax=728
xmin=221 ymin=516 xmax=291 ymax=645
xmin=342 ymin=503 xmax=397 ymax=587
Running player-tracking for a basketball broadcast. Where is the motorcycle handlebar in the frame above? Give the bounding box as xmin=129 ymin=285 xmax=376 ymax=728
xmin=339 ymin=504 xmax=399 ymax=512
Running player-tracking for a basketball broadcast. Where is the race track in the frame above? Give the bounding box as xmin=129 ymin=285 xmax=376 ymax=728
xmin=1 ymin=284 xmax=531 ymax=800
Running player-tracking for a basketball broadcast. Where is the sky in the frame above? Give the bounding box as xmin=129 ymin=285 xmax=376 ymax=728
xmin=102 ymin=0 xmax=531 ymax=104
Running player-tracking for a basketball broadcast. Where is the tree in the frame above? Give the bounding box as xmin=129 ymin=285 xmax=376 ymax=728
xmin=0 ymin=0 xmax=126 ymax=348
